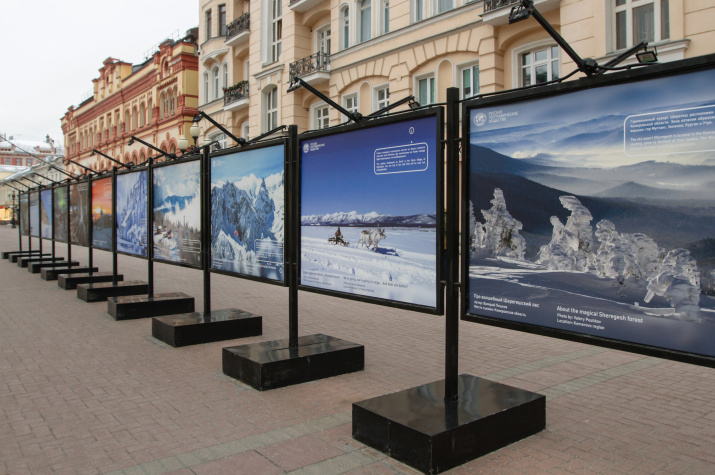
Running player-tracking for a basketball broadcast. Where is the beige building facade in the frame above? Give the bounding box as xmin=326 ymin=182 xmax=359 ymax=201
xmin=196 ymin=0 xmax=715 ymax=143
xmin=61 ymin=30 xmax=200 ymax=174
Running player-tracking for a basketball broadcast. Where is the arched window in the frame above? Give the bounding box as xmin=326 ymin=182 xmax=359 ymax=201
xmin=160 ymin=92 xmax=165 ymax=118
xmin=222 ymin=62 xmax=229 ymax=93
xmin=340 ymin=6 xmax=350 ymax=50
xmin=139 ymin=103 xmax=146 ymax=127
xmin=212 ymin=66 xmax=220 ymax=100
xmin=173 ymin=86 xmax=178 ymax=113
xmin=263 ymin=86 xmax=278 ymax=133
xmin=203 ymin=72 xmax=209 ymax=104
xmin=169 ymin=143 xmax=176 ymax=155
xmin=125 ymin=108 xmax=130 ymax=129
xmin=131 ymin=107 xmax=138 ymax=131
xmin=148 ymin=97 xmax=153 ymax=122
xmin=168 ymin=89 xmax=174 ymax=115
xmin=359 ymin=0 xmax=371 ymax=43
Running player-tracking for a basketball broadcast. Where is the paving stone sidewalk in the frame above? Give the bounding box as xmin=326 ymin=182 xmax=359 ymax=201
xmin=1 ymin=228 xmax=714 ymax=474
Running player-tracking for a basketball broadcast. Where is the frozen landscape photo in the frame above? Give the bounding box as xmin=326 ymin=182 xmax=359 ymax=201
xmin=53 ymin=187 xmax=68 ymax=242
xmin=91 ymin=177 xmax=113 ymax=250
xmin=467 ymin=68 xmax=715 ymax=357
xmin=29 ymin=192 xmax=39 ymax=237
xmin=40 ymin=189 xmax=52 ymax=239
xmin=116 ymin=170 xmax=147 ymax=256
xmin=300 ymin=115 xmax=439 ymax=309
xmin=153 ymin=160 xmax=201 ymax=267
xmin=20 ymin=193 xmax=29 ymax=236
xmin=211 ymin=145 xmax=284 ymax=281
xmin=69 ymin=182 xmax=89 ymax=246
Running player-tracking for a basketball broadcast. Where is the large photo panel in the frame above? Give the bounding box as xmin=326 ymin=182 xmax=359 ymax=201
xmin=20 ymin=193 xmax=29 ymax=236
xmin=53 ymin=186 xmax=68 ymax=242
xmin=464 ymin=64 xmax=715 ymax=360
xmin=300 ymin=112 xmax=442 ymax=312
xmin=210 ymin=143 xmax=285 ymax=282
xmin=116 ymin=170 xmax=147 ymax=257
xmin=91 ymin=177 xmax=113 ymax=250
xmin=29 ymin=191 xmax=39 ymax=237
xmin=152 ymin=160 xmax=201 ymax=267
xmin=40 ymin=189 xmax=52 ymax=239
xmin=69 ymin=182 xmax=90 ymax=246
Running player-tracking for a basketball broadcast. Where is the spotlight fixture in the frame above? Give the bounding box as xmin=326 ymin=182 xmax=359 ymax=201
xmin=636 ymin=46 xmax=658 ymax=63
xmin=408 ymin=100 xmax=421 ymax=110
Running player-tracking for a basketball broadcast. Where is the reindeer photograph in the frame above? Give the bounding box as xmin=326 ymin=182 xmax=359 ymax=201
xmin=300 ymin=115 xmax=440 ymax=309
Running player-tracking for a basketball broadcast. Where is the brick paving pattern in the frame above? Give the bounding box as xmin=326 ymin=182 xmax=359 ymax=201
xmin=1 ymin=228 xmax=714 ymax=474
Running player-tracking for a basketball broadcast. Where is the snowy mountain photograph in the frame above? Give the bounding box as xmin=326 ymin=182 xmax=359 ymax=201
xmin=29 ymin=192 xmax=39 ymax=237
xmin=300 ymin=115 xmax=440 ymax=309
xmin=91 ymin=177 xmax=113 ymax=250
xmin=40 ymin=189 xmax=52 ymax=239
xmin=116 ymin=170 xmax=147 ymax=256
xmin=53 ymin=187 xmax=68 ymax=242
xmin=466 ymin=67 xmax=715 ymax=358
xmin=69 ymin=182 xmax=89 ymax=246
xmin=211 ymin=145 xmax=284 ymax=281
xmin=152 ymin=160 xmax=201 ymax=267
xmin=19 ymin=193 xmax=29 ymax=236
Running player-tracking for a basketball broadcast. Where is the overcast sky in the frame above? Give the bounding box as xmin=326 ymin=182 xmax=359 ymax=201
xmin=0 ymin=0 xmax=198 ymax=149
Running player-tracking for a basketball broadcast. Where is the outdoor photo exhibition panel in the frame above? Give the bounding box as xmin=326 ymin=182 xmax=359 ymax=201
xmin=152 ymin=158 xmax=202 ymax=268
xmin=40 ymin=189 xmax=52 ymax=240
xmin=20 ymin=193 xmax=29 ymax=236
xmin=69 ymin=181 xmax=90 ymax=247
xmin=91 ymin=176 xmax=113 ymax=251
xmin=29 ymin=191 xmax=39 ymax=238
xmin=209 ymin=141 xmax=287 ymax=284
xmin=462 ymin=57 xmax=715 ymax=364
xmin=116 ymin=168 xmax=148 ymax=257
xmin=53 ymin=186 xmax=69 ymax=243
xmin=299 ymin=109 xmax=443 ymax=314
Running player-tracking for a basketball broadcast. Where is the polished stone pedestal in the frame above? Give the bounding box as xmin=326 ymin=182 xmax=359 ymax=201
xmin=152 ymin=309 xmax=262 ymax=347
xmin=10 ymin=253 xmax=49 ymax=263
xmin=108 ymin=293 xmax=195 ymax=321
xmin=29 ymin=261 xmax=80 ymax=273
xmin=222 ymin=334 xmax=364 ymax=391
xmin=3 ymin=250 xmax=42 ymax=259
xmin=352 ymin=374 xmax=546 ymax=474
xmin=18 ymin=256 xmax=63 ymax=268
xmin=41 ymin=267 xmax=99 ymax=281
xmin=58 ymin=272 xmax=123 ymax=290
xmin=77 ymin=281 xmax=149 ymax=302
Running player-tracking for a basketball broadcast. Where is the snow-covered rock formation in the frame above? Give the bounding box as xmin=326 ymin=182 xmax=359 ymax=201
xmin=470 ymin=188 xmax=526 ymax=259
xmin=537 ymin=195 xmax=593 ymax=271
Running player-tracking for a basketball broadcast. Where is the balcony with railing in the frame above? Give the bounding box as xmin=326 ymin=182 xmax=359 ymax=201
xmin=289 ymin=0 xmax=325 ymax=12
xmin=225 ymin=13 xmax=250 ymax=47
xmin=481 ymin=0 xmax=559 ymax=26
xmin=223 ymin=80 xmax=249 ymax=111
xmin=289 ymin=52 xmax=330 ymax=85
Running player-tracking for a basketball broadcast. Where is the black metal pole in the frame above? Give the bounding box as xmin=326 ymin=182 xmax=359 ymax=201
xmin=445 ymin=87 xmax=460 ymax=402
xmin=88 ymin=179 xmax=94 ymax=274
xmin=288 ymin=125 xmax=299 ymax=348
xmin=51 ymin=186 xmax=56 ymax=258
xmin=112 ymin=167 xmax=118 ymax=285
xmin=147 ymin=159 xmax=154 ymax=298
xmin=27 ymin=192 xmax=32 ymax=254
xmin=37 ymin=191 xmax=43 ymax=256
xmin=200 ymin=145 xmax=211 ymax=317
xmin=66 ymin=185 xmax=71 ymax=264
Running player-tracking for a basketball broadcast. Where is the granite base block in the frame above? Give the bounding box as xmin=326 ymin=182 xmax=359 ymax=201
xmin=77 ymin=281 xmax=149 ymax=302
xmin=10 ymin=253 xmax=49 ymax=263
xmin=3 ymin=250 xmax=42 ymax=259
xmin=222 ymin=333 xmax=364 ymax=391
xmin=41 ymin=267 xmax=99 ymax=281
xmin=152 ymin=308 xmax=262 ymax=347
xmin=108 ymin=293 xmax=195 ymax=321
xmin=58 ymin=272 xmax=122 ymax=290
xmin=18 ymin=256 xmax=63 ymax=268
xmin=29 ymin=261 xmax=80 ymax=273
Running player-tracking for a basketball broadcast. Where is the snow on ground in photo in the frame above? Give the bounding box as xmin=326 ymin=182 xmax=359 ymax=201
xmin=301 ymin=226 xmax=437 ymax=308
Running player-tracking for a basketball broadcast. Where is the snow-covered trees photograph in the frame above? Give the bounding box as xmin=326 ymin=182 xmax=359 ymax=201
xmin=69 ymin=182 xmax=89 ymax=246
xmin=40 ymin=189 xmax=52 ymax=239
xmin=152 ymin=160 xmax=201 ymax=267
xmin=467 ymin=68 xmax=715 ymax=358
xmin=20 ymin=193 xmax=29 ymax=236
xmin=116 ymin=170 xmax=147 ymax=256
xmin=300 ymin=115 xmax=440 ymax=309
xmin=29 ymin=192 xmax=39 ymax=237
xmin=53 ymin=187 xmax=68 ymax=242
xmin=210 ymin=145 xmax=285 ymax=281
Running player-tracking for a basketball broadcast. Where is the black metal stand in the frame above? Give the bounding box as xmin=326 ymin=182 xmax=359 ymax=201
xmin=19 ymin=189 xmax=63 ymax=267
xmin=77 ymin=167 xmax=147 ymax=302
xmin=351 ymin=89 xmax=545 ymax=474
xmin=221 ymin=125 xmax=364 ymax=390
xmin=152 ymin=142 xmax=261 ymax=346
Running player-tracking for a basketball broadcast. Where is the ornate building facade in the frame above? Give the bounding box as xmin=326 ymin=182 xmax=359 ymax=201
xmin=61 ymin=29 xmax=200 ymax=174
xmin=194 ymin=0 xmax=715 ymax=143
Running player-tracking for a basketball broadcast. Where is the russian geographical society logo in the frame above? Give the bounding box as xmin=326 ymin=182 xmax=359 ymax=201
xmin=473 ymin=113 xmax=487 ymax=127
xmin=303 ymin=143 xmax=310 ymax=154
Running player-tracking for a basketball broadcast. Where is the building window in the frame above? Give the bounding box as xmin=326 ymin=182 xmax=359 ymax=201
xmin=340 ymin=6 xmax=350 ymax=50
xmin=359 ymin=0 xmax=372 ymax=43
xmin=374 ymin=85 xmax=389 ymax=111
xmin=219 ymin=4 xmax=227 ymax=36
xmin=436 ymin=0 xmax=452 ymax=14
xmin=416 ymin=75 xmax=435 ymax=105
xmin=460 ymin=63 xmax=479 ymax=99
xmin=242 ymin=123 xmax=250 ymax=140
xmin=314 ymin=104 xmax=330 ymax=130
xmin=139 ymin=103 xmax=146 ymax=127
xmin=264 ymin=87 xmax=278 ymax=132
xmin=205 ymin=9 xmax=213 ymax=40
xmin=317 ymin=25 xmax=331 ymax=56
xmin=614 ymin=0 xmax=669 ymax=50
xmin=222 ymin=62 xmax=229 ymax=92
xmin=203 ymin=73 xmax=209 ymax=104
xmin=271 ymin=0 xmax=283 ymax=63
xmin=521 ymin=46 xmax=559 ymax=86
xmin=213 ymin=66 xmax=220 ymax=99
xmin=209 ymin=133 xmax=228 ymax=149
xmin=343 ymin=94 xmax=358 ymax=120
xmin=383 ymin=0 xmax=389 ymax=34
xmin=414 ymin=0 xmax=425 ymax=22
